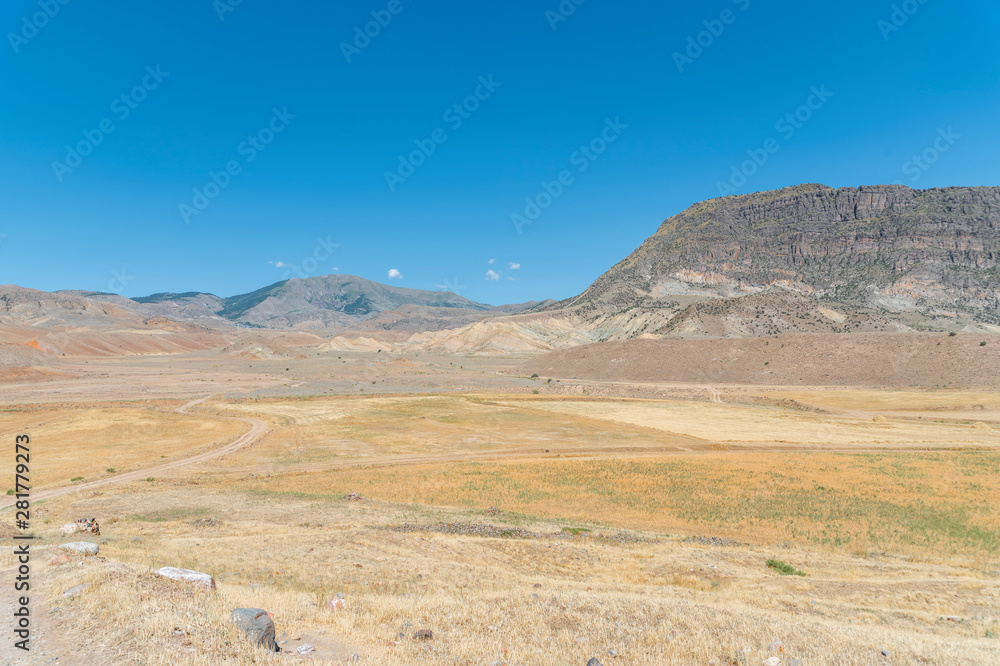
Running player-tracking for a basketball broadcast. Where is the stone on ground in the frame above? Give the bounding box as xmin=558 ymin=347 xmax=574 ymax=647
xmin=59 ymin=542 xmax=99 ymax=555
xmin=155 ymin=567 xmax=216 ymax=589
xmin=230 ymin=608 xmax=280 ymax=652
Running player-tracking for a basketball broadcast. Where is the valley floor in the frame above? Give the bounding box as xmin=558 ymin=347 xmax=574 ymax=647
xmin=0 ymin=349 xmax=998 ymax=665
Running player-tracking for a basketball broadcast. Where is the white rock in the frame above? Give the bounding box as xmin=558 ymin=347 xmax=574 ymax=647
xmin=60 ymin=523 xmax=81 ymax=536
xmin=156 ymin=567 xmax=216 ymax=589
xmin=763 ymin=658 xmax=782 ymax=666
xmin=59 ymin=542 xmax=99 ymax=555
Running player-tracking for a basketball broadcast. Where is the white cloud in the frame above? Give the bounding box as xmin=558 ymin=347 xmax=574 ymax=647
xmin=268 ymin=261 xmax=287 ymax=268
xmin=508 ymin=262 xmax=521 ymax=270
xmin=485 ymin=270 xmax=500 ymax=281
xmin=387 ymin=268 xmax=403 ymax=279
xmin=488 ymin=258 xmax=496 ymax=264
xmin=331 ymin=267 xmax=339 ymax=271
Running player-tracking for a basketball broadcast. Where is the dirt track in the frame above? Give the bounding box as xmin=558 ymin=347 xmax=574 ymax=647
xmin=0 ymin=396 xmax=268 ymax=511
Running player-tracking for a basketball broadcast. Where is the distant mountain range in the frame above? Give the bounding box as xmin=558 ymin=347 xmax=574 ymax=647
xmin=53 ymin=275 xmax=543 ymax=331
xmin=3 ymin=184 xmax=998 ymax=359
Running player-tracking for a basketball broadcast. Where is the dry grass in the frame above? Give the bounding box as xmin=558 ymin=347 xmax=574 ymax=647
xmin=5 ymin=386 xmax=1000 ymax=664
xmin=211 ymin=395 xmax=704 ymax=471
xmin=234 ymin=451 xmax=1000 ymax=558
xmin=500 ymin=397 xmax=1000 ymax=448
xmin=19 ymin=484 xmax=1000 ymax=665
xmin=0 ymin=405 xmax=243 ymax=490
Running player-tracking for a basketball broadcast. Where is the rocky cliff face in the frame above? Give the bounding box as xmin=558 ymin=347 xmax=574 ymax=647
xmin=562 ymin=184 xmax=1000 ymax=324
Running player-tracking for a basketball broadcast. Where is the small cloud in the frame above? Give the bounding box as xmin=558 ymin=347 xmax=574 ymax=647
xmin=508 ymin=262 xmax=521 ymax=270
xmin=331 ymin=267 xmax=339 ymax=271
xmin=507 ymin=276 xmax=516 ymax=281
xmin=485 ymin=270 xmax=500 ymax=281
xmin=268 ymin=261 xmax=287 ymax=268
xmin=387 ymin=268 xmax=403 ymax=279
xmin=488 ymin=258 xmax=496 ymax=264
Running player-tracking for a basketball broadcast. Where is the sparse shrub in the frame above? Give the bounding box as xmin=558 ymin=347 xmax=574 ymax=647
xmin=145 ymin=477 xmax=154 ymax=482
xmin=106 ymin=468 xmax=116 ymax=473
xmin=981 ymin=341 xmax=987 ymax=346
xmin=71 ymin=476 xmax=84 ymax=482
xmin=5 ymin=489 xmax=13 ymax=495
xmin=532 ymin=389 xmax=540 ymax=394
xmin=766 ymin=559 xmax=806 ymax=576
xmin=530 ymin=373 xmax=539 ymax=379
xmin=949 ymin=331 xmax=958 ymax=337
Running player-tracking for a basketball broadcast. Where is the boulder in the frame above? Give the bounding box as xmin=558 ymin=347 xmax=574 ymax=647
xmin=60 ymin=523 xmax=81 ymax=536
xmin=413 ymin=629 xmax=433 ymax=640
xmin=156 ymin=567 xmax=216 ymax=589
xmin=230 ymin=608 xmax=280 ymax=652
xmin=59 ymin=542 xmax=99 ymax=555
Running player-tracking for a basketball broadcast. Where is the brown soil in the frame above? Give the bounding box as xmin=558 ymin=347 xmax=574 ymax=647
xmin=521 ymin=332 xmax=1000 ymax=387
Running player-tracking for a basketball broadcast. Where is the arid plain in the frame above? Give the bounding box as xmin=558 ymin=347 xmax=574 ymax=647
xmin=1 ymin=336 xmax=998 ymax=666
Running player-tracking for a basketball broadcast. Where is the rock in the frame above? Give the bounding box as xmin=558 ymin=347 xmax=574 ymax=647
xmin=61 ymin=584 xmax=88 ymax=599
xmin=881 ymin=649 xmax=891 ymax=657
xmin=230 ymin=608 xmax=280 ymax=652
xmin=587 ymin=659 xmax=604 ymax=666
xmin=156 ymin=567 xmax=216 ymax=589
xmin=788 ymin=660 xmax=802 ymax=666
xmin=769 ymin=641 xmax=784 ymax=654
xmin=607 ymin=648 xmax=619 ymax=657
xmin=296 ymin=644 xmax=315 ymax=654
xmin=328 ymin=598 xmax=346 ymax=610
xmin=59 ymin=542 xmax=98 ymax=555
xmin=946 ymin=615 xmax=961 ymax=622
xmin=60 ymin=523 xmax=81 ymax=536
xmin=413 ymin=629 xmax=433 ymax=640
xmin=763 ymin=658 xmax=782 ymax=666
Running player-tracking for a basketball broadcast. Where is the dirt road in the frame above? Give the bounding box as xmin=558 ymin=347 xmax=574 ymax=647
xmin=0 ymin=396 xmax=268 ymax=511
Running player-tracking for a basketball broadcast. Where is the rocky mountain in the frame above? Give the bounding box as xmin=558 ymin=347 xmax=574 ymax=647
xmin=56 ymin=275 xmax=495 ymax=331
xmin=558 ymin=184 xmax=1000 ymax=328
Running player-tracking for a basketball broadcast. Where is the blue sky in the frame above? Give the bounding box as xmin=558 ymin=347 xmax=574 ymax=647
xmin=2 ymin=0 xmax=998 ymax=305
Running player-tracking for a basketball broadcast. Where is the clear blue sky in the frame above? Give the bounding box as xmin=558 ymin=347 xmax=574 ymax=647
xmin=2 ymin=1 xmax=998 ymax=304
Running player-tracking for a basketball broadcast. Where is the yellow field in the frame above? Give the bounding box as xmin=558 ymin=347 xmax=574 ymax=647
xmin=500 ymin=397 xmax=1000 ymax=447
xmin=235 ymin=451 xmax=1000 ymax=557
xmin=211 ymin=396 xmax=705 ymax=471
xmin=0 ymin=404 xmax=243 ymax=490
xmin=6 ymin=386 xmax=1000 ymax=664
xmin=23 ymin=478 xmax=1000 ymax=665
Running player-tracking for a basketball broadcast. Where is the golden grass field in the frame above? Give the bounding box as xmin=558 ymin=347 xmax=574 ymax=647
xmin=2 ymin=376 xmax=999 ymax=665
xmin=0 ymin=404 xmax=243 ymax=491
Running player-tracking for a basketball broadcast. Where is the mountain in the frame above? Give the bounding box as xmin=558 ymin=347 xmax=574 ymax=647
xmin=64 ymin=276 xmax=494 ymax=331
xmin=210 ymin=275 xmax=490 ymax=329
xmin=555 ymin=184 xmax=1000 ymax=333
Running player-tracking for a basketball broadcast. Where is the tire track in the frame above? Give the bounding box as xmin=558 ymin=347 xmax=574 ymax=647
xmin=0 ymin=396 xmax=268 ymax=511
